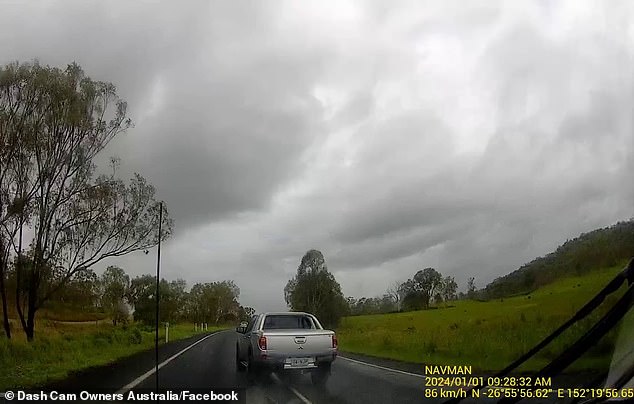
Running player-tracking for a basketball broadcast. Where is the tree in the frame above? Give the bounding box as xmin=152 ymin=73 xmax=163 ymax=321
xmin=0 ymin=62 xmax=44 ymax=338
xmin=219 ymin=280 xmax=241 ymax=323
xmin=0 ymin=236 xmax=10 ymax=337
xmin=412 ymin=267 xmax=442 ymax=309
xmin=386 ymin=281 xmax=403 ymax=312
xmin=397 ymin=279 xmax=415 ymax=298
xmin=395 ymin=268 xmax=445 ymax=311
xmin=345 ymin=297 xmax=356 ymax=315
xmin=467 ymin=277 xmax=477 ymax=299
xmin=284 ymin=249 xmax=347 ymax=328
xmin=127 ymin=276 xmax=189 ymax=325
xmin=401 ymin=294 xmax=425 ymax=311
xmin=53 ymin=268 xmax=100 ymax=310
xmin=160 ymin=279 xmax=188 ymax=323
xmin=440 ymin=276 xmax=458 ymax=304
xmin=186 ymin=281 xmax=241 ymax=325
xmin=0 ymin=61 xmax=172 ymax=340
xmin=0 ymin=155 xmax=14 ymax=337
xmin=378 ymin=294 xmax=396 ymax=313
xmin=237 ymin=305 xmax=255 ymax=321
xmin=127 ymin=274 xmax=156 ymax=324
xmin=100 ymin=266 xmax=130 ymax=325
xmin=398 ymin=279 xmax=422 ymax=311
xmin=186 ymin=283 xmax=208 ymax=324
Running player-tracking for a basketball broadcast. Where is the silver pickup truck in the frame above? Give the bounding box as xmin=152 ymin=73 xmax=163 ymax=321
xmin=235 ymin=312 xmax=337 ymax=385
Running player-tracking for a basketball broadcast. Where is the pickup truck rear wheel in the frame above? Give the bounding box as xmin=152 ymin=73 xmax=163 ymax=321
xmin=311 ymin=362 xmax=331 ymax=386
xmin=246 ymin=352 xmax=257 ymax=383
xmin=236 ymin=345 xmax=246 ymax=372
xmin=247 ymin=351 xmax=270 ymax=384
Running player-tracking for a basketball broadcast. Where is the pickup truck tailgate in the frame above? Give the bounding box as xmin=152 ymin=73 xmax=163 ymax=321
xmin=263 ymin=329 xmax=335 ymax=356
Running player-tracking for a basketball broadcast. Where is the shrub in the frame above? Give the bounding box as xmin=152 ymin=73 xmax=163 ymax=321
xmin=129 ymin=328 xmax=143 ymax=345
xmin=424 ymin=341 xmax=437 ymax=354
xmin=381 ymin=335 xmax=393 ymax=350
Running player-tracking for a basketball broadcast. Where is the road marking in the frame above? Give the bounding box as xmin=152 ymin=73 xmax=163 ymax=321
xmin=338 ymin=355 xmax=426 ymax=379
xmin=116 ymin=331 xmax=221 ymax=393
xmin=288 ymin=386 xmax=312 ymax=404
xmin=270 ymin=373 xmax=312 ymax=404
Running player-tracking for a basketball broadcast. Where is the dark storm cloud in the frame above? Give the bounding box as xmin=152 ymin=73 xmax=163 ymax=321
xmin=122 ymin=63 xmax=326 ymax=227
xmin=0 ymin=1 xmax=208 ymax=108
xmin=0 ymin=0 xmax=331 ymax=229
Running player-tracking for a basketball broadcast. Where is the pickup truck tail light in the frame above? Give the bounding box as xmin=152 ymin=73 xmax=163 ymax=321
xmin=332 ymin=334 xmax=338 ymax=349
xmin=258 ymin=335 xmax=267 ymax=350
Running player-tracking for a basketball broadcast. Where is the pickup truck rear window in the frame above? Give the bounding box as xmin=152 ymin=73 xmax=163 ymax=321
xmin=262 ymin=315 xmax=316 ymax=330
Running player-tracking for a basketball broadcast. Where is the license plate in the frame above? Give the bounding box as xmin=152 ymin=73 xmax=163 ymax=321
xmin=290 ymin=357 xmax=310 ymax=367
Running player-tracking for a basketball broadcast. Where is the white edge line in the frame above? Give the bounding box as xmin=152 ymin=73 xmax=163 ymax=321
xmin=270 ymin=373 xmax=311 ymax=404
xmin=0 ymin=332 xmax=221 ymax=399
xmin=338 ymin=355 xmax=426 ymax=379
xmin=288 ymin=385 xmax=312 ymax=404
xmin=116 ymin=331 xmax=221 ymax=394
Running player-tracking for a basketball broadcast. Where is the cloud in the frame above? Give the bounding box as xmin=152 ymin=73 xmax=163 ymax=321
xmin=1 ymin=0 xmax=632 ymax=311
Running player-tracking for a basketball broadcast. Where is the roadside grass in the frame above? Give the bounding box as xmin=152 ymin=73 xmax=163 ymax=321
xmin=0 ymin=321 xmax=227 ymax=390
xmin=336 ymin=262 xmax=629 ymax=373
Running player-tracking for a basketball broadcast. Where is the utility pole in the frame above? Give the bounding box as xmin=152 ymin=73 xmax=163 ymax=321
xmin=154 ymin=202 xmax=163 ymax=392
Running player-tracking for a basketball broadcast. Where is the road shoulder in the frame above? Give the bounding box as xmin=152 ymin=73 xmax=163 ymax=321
xmin=42 ymin=330 xmax=226 ymax=390
xmin=338 ymin=351 xmax=426 ymax=376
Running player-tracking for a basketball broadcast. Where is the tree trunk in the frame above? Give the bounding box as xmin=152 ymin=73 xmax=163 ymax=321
xmin=25 ymin=301 xmax=36 ymax=341
xmin=0 ymin=198 xmax=8 ymax=338
xmin=0 ymin=242 xmax=11 ymax=338
xmin=23 ymin=240 xmax=40 ymax=342
xmin=15 ymin=284 xmax=27 ymax=334
xmin=15 ymin=214 xmax=28 ymax=336
xmin=15 ymin=257 xmax=28 ymax=336
xmin=0 ymin=278 xmax=10 ymax=338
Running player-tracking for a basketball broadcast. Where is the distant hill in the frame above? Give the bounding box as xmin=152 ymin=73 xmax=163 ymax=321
xmin=482 ymin=220 xmax=634 ymax=299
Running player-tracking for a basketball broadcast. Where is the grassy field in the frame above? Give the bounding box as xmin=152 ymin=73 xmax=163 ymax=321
xmin=0 ymin=321 xmax=226 ymax=389
xmin=336 ymin=262 xmax=629 ymax=373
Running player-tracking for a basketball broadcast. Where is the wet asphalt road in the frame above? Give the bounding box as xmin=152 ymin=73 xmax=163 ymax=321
xmin=33 ymin=330 xmax=584 ymax=404
xmin=124 ymin=331 xmax=591 ymax=404
xmin=132 ymin=330 xmax=427 ymax=403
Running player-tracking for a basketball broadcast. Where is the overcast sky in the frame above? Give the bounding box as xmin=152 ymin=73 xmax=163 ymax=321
xmin=1 ymin=0 xmax=633 ymax=312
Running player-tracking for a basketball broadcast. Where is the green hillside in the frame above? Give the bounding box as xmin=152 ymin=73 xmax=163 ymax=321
xmin=337 ymin=261 xmax=629 ymax=372
xmin=482 ymin=220 xmax=634 ymax=299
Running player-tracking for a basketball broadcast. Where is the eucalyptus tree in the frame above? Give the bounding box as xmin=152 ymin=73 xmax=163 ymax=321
xmin=0 ymin=61 xmax=172 ymax=340
xmin=284 ymin=249 xmax=347 ymax=328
